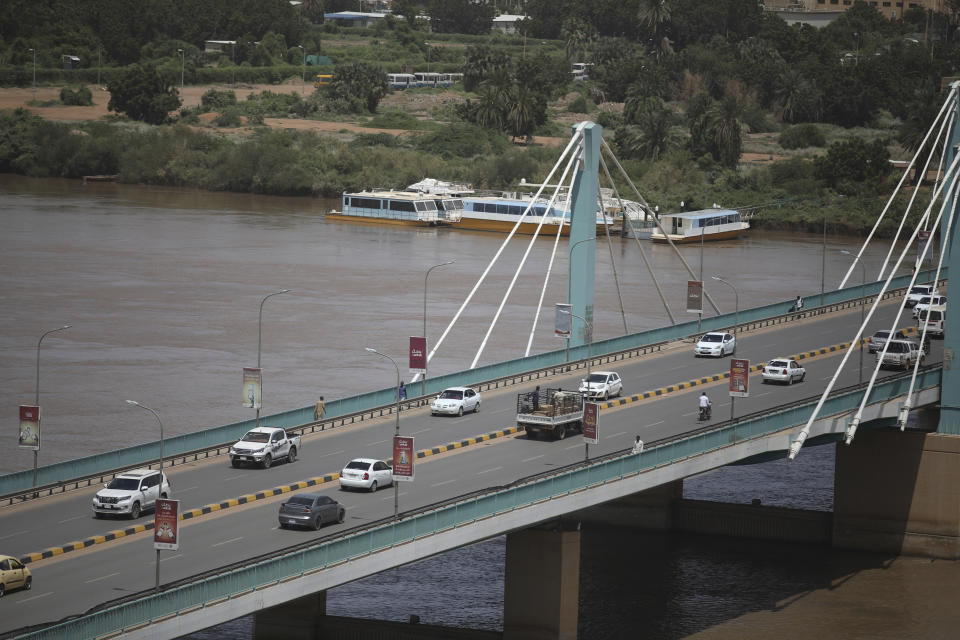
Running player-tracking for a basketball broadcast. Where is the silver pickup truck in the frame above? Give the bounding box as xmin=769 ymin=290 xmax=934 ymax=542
xmin=229 ymin=426 xmax=301 ymax=468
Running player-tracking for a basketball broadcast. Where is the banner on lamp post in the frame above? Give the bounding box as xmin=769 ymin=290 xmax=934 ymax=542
xmin=582 ymin=402 xmax=599 ymax=445
xmin=392 ymin=436 xmax=414 ymax=482
xmin=686 ymin=281 xmax=703 ymax=314
xmin=554 ymin=303 xmax=572 ymax=338
xmin=729 ymin=358 xmax=750 ymax=398
xmin=242 ymin=367 xmax=262 ymax=409
xmin=409 ymin=336 xmax=426 ymax=374
xmin=18 ymin=405 xmax=40 ymax=450
xmin=154 ymin=498 xmax=180 ymax=550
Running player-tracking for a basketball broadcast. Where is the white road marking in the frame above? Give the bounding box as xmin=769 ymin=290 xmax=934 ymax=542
xmin=410 ymin=428 xmax=431 ymax=435
xmin=160 ymin=554 xmax=183 ymax=563
xmin=224 ymin=474 xmax=246 ymax=481
xmin=682 ymin=411 xmax=697 ymax=417
xmin=606 ymin=431 xmax=627 ymax=439
xmin=319 ymin=450 xmax=344 ymax=458
xmin=212 ymin=536 xmax=243 ymax=548
xmin=755 ymin=391 xmax=772 ymax=397
xmin=57 ymin=515 xmax=88 ymax=524
xmin=565 ymin=444 xmax=582 ymax=450
xmin=477 ymin=466 xmax=503 ymax=475
xmin=644 ymin=420 xmax=665 ymax=427
xmin=431 ymin=479 xmax=457 ymax=487
xmin=19 ymin=592 xmax=53 ymax=603
xmin=489 ymin=407 xmax=512 ymax=414
xmin=176 ymin=485 xmax=198 ymax=493
xmin=0 ymin=530 xmax=29 ymax=540
xmin=369 ymin=439 xmax=389 ymax=445
xmin=85 ymin=572 xmax=122 ymax=584
xmin=521 ymin=454 xmax=545 ymax=463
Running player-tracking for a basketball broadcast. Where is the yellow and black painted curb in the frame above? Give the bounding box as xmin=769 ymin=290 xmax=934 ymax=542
xmin=19 ymin=426 xmax=524 ymax=565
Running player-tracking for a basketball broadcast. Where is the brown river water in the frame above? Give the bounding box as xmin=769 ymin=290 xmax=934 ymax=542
xmin=4 ymin=175 xmax=957 ymax=640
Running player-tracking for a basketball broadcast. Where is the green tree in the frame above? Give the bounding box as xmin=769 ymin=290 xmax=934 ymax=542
xmin=814 ymin=136 xmax=891 ymax=195
xmin=392 ymin=0 xmax=420 ymax=27
xmin=636 ymin=0 xmax=672 ymax=59
xmin=462 ymin=46 xmax=512 ymax=92
xmin=561 ymin=16 xmax=597 ymax=60
xmin=107 ymin=63 xmax=180 ymax=124
xmin=328 ymin=62 xmax=389 ymax=113
xmin=429 ymin=0 xmax=494 ymax=35
xmin=620 ymin=95 xmax=676 ymax=160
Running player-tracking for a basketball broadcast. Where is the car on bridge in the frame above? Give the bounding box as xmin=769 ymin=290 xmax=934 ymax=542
xmin=694 ymin=331 xmax=736 ymax=357
xmin=340 ymin=458 xmax=394 ymax=492
xmin=877 ymin=339 xmax=924 ymax=370
xmin=912 ymin=294 xmax=947 ymax=319
xmin=868 ymin=329 xmax=908 ymax=354
xmin=761 ymin=358 xmax=806 ymax=385
xmin=430 ymin=386 xmax=481 ymax=416
xmin=278 ymin=493 xmax=345 ymax=530
xmin=906 ymin=284 xmax=938 ymax=307
xmin=91 ymin=468 xmax=170 ymax=519
xmin=579 ymin=371 xmax=623 ymax=400
xmin=0 ymin=555 xmax=32 ymax=597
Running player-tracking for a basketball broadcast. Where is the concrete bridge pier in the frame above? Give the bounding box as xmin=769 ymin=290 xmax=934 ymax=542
xmin=834 ymin=429 xmax=960 ymax=559
xmin=253 ymin=590 xmax=326 ymax=640
xmin=503 ymin=522 xmax=582 ymax=640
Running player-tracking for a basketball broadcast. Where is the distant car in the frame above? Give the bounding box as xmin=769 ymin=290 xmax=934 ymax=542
xmin=91 ymin=468 xmax=170 ymax=519
xmin=340 ymin=458 xmax=394 ymax=492
xmin=0 ymin=555 xmax=32 ymax=597
xmin=877 ymin=339 xmax=924 ymax=370
xmin=430 ymin=386 xmax=481 ymax=416
xmin=868 ymin=329 xmax=907 ymax=354
xmin=762 ymin=358 xmax=806 ymax=385
xmin=906 ymin=284 xmax=938 ymax=307
xmin=694 ymin=332 xmax=736 ymax=357
xmin=912 ymin=295 xmax=946 ymax=319
xmin=579 ymin=371 xmax=623 ymax=400
xmin=278 ymin=493 xmax=345 ymax=530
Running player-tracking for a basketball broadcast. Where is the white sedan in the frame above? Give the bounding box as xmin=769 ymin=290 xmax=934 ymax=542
xmin=694 ymin=332 xmax=736 ymax=357
xmin=762 ymin=358 xmax=806 ymax=385
xmin=579 ymin=371 xmax=623 ymax=400
xmin=430 ymin=387 xmax=481 ymax=416
xmin=339 ymin=458 xmax=393 ymax=492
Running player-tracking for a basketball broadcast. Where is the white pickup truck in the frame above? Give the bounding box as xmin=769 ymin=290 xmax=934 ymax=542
xmin=229 ymin=426 xmax=301 ymax=469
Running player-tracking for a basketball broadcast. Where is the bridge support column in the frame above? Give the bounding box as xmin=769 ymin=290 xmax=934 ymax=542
xmin=834 ymin=430 xmax=960 ymax=559
xmin=253 ymin=590 xmax=326 ymax=640
xmin=503 ymin=523 xmax=581 ymax=640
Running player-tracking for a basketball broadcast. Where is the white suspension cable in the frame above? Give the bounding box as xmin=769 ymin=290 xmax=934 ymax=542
xmin=877 ymin=94 xmax=956 ymax=282
xmin=839 ymin=86 xmax=957 ymax=288
xmin=789 ymin=147 xmax=960 ymax=459
xmin=425 ymin=126 xmax=586 ymax=367
xmin=597 ymin=175 xmax=629 ymax=334
xmin=471 ymin=150 xmax=579 ymax=367
xmin=525 ymin=155 xmax=581 ymax=356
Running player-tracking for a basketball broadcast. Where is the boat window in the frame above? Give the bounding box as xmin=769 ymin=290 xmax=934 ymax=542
xmin=534 ymin=206 xmax=547 ymax=216
xmin=510 ymin=205 xmax=524 ymax=216
xmin=496 ymin=204 xmax=508 ymax=214
xmin=389 ymin=200 xmax=416 ymax=212
xmin=350 ymin=197 xmax=382 ymax=209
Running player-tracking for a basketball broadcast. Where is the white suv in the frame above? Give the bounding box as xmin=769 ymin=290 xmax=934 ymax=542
xmin=906 ymin=284 xmax=937 ymax=308
xmin=877 ymin=339 xmax=924 ymax=370
xmin=92 ymin=468 xmax=170 ymax=519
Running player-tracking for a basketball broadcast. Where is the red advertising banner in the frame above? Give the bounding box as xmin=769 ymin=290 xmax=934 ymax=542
xmin=686 ymin=281 xmax=703 ymax=314
xmin=729 ymin=358 xmax=750 ymax=398
xmin=242 ymin=367 xmax=262 ymax=409
xmin=409 ymin=336 xmax=427 ymax=373
xmin=154 ymin=498 xmax=180 ymax=550
xmin=18 ymin=405 xmax=40 ymax=450
xmin=392 ymin=436 xmax=415 ymax=481
xmin=582 ymin=402 xmax=599 ymax=444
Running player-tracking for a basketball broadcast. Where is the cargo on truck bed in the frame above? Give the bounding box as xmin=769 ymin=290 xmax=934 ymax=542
xmin=516 ymin=388 xmax=584 ymax=440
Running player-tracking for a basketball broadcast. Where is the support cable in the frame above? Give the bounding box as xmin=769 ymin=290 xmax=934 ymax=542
xmin=600 ymin=138 xmax=723 ymax=315
xmin=426 ymin=126 xmax=586 ymax=367
xmin=789 ymin=147 xmax=960 ymax=459
xmin=596 ymin=173 xmax=629 ymax=335
xmin=839 ymin=86 xmax=957 ymax=288
xmin=599 ymin=152 xmax=676 ymax=325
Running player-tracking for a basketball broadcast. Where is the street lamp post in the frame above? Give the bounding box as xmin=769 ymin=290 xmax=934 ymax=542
xmin=97 ymin=47 xmax=101 ymax=87
xmin=296 ymin=45 xmax=305 ymax=95
xmin=821 ymin=211 xmax=827 ymax=308
xmin=256 ymin=289 xmax=291 ymax=429
xmin=841 ymin=250 xmax=866 ymax=383
xmin=424 ymin=42 xmax=430 ymax=73
xmin=365 ymin=348 xmax=401 ymax=519
xmin=124 ymin=399 xmax=164 ymax=592
xmin=566 ymin=236 xmax=596 ymax=363
xmin=29 ymin=48 xmax=36 ymax=101
xmin=34 ymin=325 xmax=71 ymax=489
xmin=177 ymin=48 xmax=185 ymax=96
xmin=423 ymin=260 xmax=455 ymax=396
xmin=560 ymin=309 xmax=591 ymax=462
xmin=712 ymin=276 xmax=740 ymax=420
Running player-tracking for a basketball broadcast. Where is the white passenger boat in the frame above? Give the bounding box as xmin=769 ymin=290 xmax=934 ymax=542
xmin=328 ymin=189 xmax=462 ymax=227
xmin=650 ymin=208 xmax=749 ymax=243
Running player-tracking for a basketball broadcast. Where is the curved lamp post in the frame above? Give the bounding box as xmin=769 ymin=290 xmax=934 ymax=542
xmin=560 ymin=308 xmax=591 ymax=462
xmin=422 ymin=260 xmax=455 ymax=395
xmin=125 ymin=399 xmax=164 ymax=592
xmin=256 ymin=289 xmax=291 ymax=429
xmin=711 ymin=276 xmax=739 ymax=335
xmin=29 ymin=48 xmax=36 ymax=101
xmin=177 ymin=48 xmax=185 ymax=96
xmin=366 ymin=347 xmax=401 ymax=519
xmin=33 ymin=325 xmax=71 ymax=488
xmin=296 ymin=45 xmax=305 ymax=95
xmin=841 ymin=250 xmax=866 ymax=383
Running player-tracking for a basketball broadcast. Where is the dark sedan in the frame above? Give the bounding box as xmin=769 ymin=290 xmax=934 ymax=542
xmin=278 ymin=493 xmax=345 ymax=530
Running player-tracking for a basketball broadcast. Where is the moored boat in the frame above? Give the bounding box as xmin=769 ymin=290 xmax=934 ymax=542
xmin=650 ymin=208 xmax=749 ymax=243
xmin=327 ymin=190 xmax=462 ymax=227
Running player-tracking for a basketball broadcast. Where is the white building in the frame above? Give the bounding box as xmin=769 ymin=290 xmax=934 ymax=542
xmin=492 ymin=14 xmax=526 ymax=35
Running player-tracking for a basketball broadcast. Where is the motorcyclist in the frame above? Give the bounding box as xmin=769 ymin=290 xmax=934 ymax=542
xmin=698 ymin=392 xmax=712 ymax=420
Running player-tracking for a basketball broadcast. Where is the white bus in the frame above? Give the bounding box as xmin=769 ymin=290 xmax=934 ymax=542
xmin=388 ymin=73 xmax=416 ymax=89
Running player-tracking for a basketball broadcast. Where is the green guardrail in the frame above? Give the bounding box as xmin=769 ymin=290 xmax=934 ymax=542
xmin=0 ymin=268 xmax=943 ymax=497
xmin=13 ymin=367 xmax=941 ymax=640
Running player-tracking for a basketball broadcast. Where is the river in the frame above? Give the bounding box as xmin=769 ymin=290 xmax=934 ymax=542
xmin=3 ymin=175 xmax=955 ymax=639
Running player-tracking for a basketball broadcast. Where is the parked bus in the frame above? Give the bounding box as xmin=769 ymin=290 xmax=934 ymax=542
xmin=388 ymin=73 xmax=416 ymax=89
xmin=414 ymin=72 xmax=441 ymax=87
xmin=314 ymin=74 xmax=333 ymax=87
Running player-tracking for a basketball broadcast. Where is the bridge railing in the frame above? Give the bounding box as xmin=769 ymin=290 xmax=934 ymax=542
xmin=0 ymin=268 xmax=943 ymax=499
xmin=13 ymin=367 xmax=942 ymax=640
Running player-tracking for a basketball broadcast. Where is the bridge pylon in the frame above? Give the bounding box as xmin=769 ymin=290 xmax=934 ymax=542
xmin=567 ymin=122 xmax=601 ymax=348
xmin=938 ymin=84 xmax=960 ymax=434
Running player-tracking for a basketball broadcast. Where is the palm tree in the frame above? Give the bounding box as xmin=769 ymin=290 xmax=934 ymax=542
xmin=708 ymin=97 xmax=743 ymax=169
xmin=637 ymin=0 xmax=672 ymax=57
xmin=561 ymin=17 xmax=597 ymax=61
xmin=508 ymin=87 xmax=537 ymax=143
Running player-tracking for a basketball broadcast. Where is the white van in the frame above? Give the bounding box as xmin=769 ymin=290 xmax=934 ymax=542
xmin=917 ymin=304 xmax=946 ymax=337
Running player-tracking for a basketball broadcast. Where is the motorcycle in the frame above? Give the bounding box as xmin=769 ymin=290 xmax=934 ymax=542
xmin=698 ymin=404 xmax=712 ymax=421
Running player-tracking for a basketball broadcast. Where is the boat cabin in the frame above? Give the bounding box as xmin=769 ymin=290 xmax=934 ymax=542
xmin=651 ymin=208 xmax=748 ymax=243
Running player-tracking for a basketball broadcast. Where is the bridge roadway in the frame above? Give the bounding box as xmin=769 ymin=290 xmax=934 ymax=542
xmin=0 ymin=297 xmax=935 ymax=635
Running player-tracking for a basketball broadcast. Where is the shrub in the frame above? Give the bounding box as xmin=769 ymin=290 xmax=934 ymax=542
xmin=567 ymin=95 xmax=589 ymax=114
xmin=201 ymin=89 xmax=238 ymax=110
xmin=778 ymin=123 xmax=826 ymax=150
xmin=60 ymin=86 xmax=93 ymax=106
